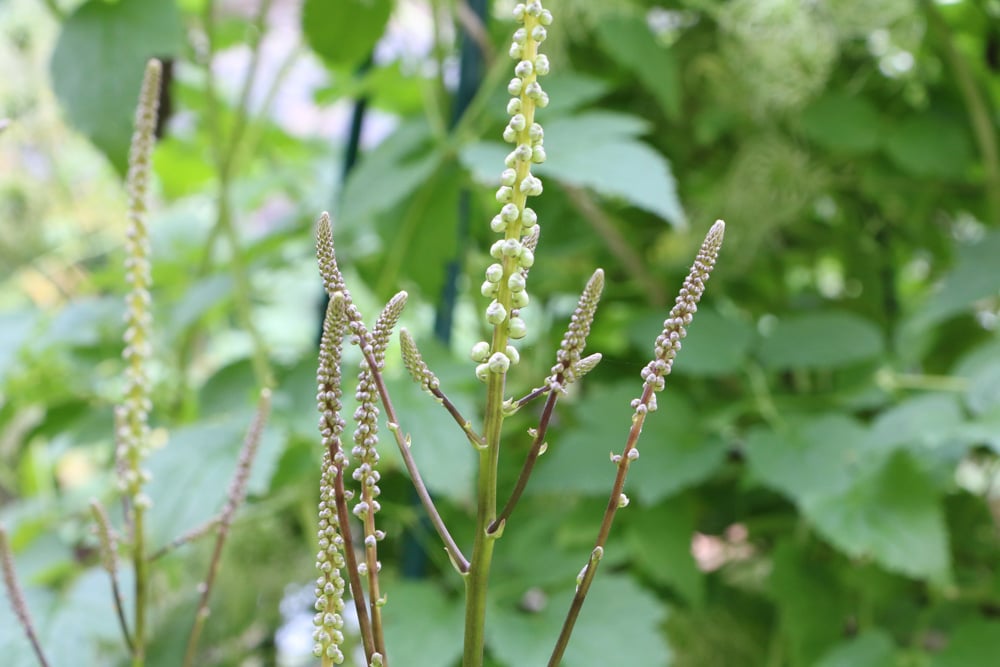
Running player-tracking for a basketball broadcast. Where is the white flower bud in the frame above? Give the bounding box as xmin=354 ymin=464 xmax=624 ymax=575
xmin=488 ymin=352 xmax=511 ymax=373
xmin=537 ymin=92 xmax=550 ymax=108
xmin=496 ymin=186 xmax=513 ymax=203
xmin=528 ymin=123 xmax=544 ymax=141
xmin=534 ymin=54 xmax=550 ymax=76
xmin=476 ymin=363 xmax=490 ymax=382
xmin=526 ymin=1 xmax=542 ymax=17
xmin=514 ymin=144 xmax=532 ymax=161
xmin=511 ymin=290 xmax=530 ymax=308
xmin=513 ymin=27 xmax=527 ymax=43
xmin=502 ymin=125 xmax=517 ymax=143
xmin=532 ymin=26 xmax=547 ymax=42
xmin=500 ymin=168 xmax=517 ymax=186
xmin=531 ymin=145 xmax=547 ymax=163
xmin=500 ymin=203 xmax=520 ymax=222
xmin=519 ymin=247 xmax=535 ymax=267
xmin=520 ymin=175 xmax=543 ymax=196
xmin=509 ymin=113 xmax=526 ymax=132
xmin=521 ymin=207 xmax=538 ymax=227
xmin=540 ymin=9 xmax=553 ymax=25
xmin=507 ymin=98 xmax=522 ymax=115
xmin=491 ymin=215 xmax=507 ymax=233
xmin=486 ymin=300 xmax=508 ymax=325
xmin=486 ymin=263 xmax=504 ymax=282
xmin=490 ymin=240 xmax=505 ymax=258
xmin=502 ymin=238 xmax=521 ymax=257
xmin=514 ymin=60 xmax=533 ymax=78
xmin=627 ymin=448 xmax=640 ymax=460
xmin=470 ymin=341 xmax=491 ymax=362
xmin=506 ymin=345 xmax=520 ymax=365
xmin=481 ymin=280 xmax=498 ymax=297
xmin=508 ymin=317 xmax=528 ymax=339
xmin=509 ymin=43 xmax=523 ymax=60
xmin=504 ymin=151 xmax=517 ymax=168
xmin=617 ymin=493 xmax=630 ymax=508
xmin=525 ymin=81 xmax=543 ymax=99
xmin=513 ymin=4 xmax=526 ymax=22
xmin=507 ymin=77 xmax=523 ymax=96
xmin=508 ymin=272 xmax=526 ymax=292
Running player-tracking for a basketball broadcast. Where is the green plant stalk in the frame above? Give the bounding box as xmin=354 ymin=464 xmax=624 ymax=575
xmin=464 ymin=8 xmax=545 ymax=663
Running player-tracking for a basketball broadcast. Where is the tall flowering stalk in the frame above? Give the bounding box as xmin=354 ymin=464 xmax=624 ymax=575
xmin=115 ymin=58 xmax=162 ymax=667
xmin=309 ymin=2 xmax=724 ymax=665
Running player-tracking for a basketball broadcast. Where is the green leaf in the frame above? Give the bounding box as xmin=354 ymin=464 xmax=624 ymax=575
xmin=965 ymin=359 xmax=1000 ymax=416
xmin=769 ymin=541 xmax=849 ymax=665
xmin=803 ymin=451 xmax=951 ymax=583
xmin=382 ymin=579 xmax=464 ymax=667
xmin=757 ymin=311 xmax=884 ymax=370
xmin=339 ymin=120 xmax=441 ymax=230
xmin=302 ymin=0 xmax=393 ymax=69
xmin=144 ymin=412 xmax=283 ymax=546
xmin=800 ymin=93 xmax=884 ymax=154
xmin=537 ymin=72 xmax=611 ymax=116
xmin=909 ymin=229 xmax=1000 ymax=329
xmin=487 ymin=574 xmax=669 ymax=666
xmin=746 ymin=415 xmax=877 ymax=502
xmin=625 ymin=495 xmax=703 ymax=604
xmin=530 ymin=383 xmax=725 ymax=503
xmin=814 ymin=630 xmax=897 ymax=667
xmin=629 ymin=308 xmax=755 ymax=376
xmin=870 ymin=393 xmax=966 ymax=451
xmin=382 ymin=372 xmax=477 ymax=505
xmin=883 ymin=112 xmax=974 ymax=180
xmin=930 ymin=620 xmax=1000 ymax=667
xmin=0 ymin=309 xmax=38 ymax=380
xmin=594 ymin=15 xmax=681 ymax=120
xmin=50 ymin=0 xmax=183 ymax=172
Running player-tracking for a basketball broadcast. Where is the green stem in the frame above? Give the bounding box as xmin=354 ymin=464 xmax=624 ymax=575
xmin=132 ymin=507 xmax=148 ymax=667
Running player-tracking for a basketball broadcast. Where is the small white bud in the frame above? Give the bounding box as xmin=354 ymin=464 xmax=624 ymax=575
xmin=506 ymin=345 xmax=520 ymax=365
xmin=509 ymin=113 xmax=526 ymax=132
xmin=514 ymin=60 xmax=533 ymax=78
xmin=481 ymin=280 xmax=498 ymax=297
xmin=508 ymin=272 xmax=526 ymax=292
xmin=508 ymin=42 xmax=523 ymax=60
xmin=528 ymin=123 xmax=544 ymax=141
xmin=540 ymin=9 xmax=553 ymax=25
xmin=511 ymin=290 xmax=530 ymax=308
xmin=513 ymin=27 xmax=527 ymax=43
xmin=617 ymin=493 xmax=630 ymax=508
xmin=486 ymin=263 xmax=504 ymax=282
xmin=500 ymin=168 xmax=517 ymax=186
xmin=490 ymin=240 xmax=505 ymax=258
xmin=502 ymin=238 xmax=521 ymax=257
xmin=507 ymin=77 xmax=523 ymax=96
xmin=500 ymin=203 xmax=520 ymax=222
xmin=537 ymin=92 xmax=550 ymax=108
xmin=490 ymin=215 xmax=507 ymax=233
xmin=496 ymin=186 xmax=513 ymax=203
xmin=519 ymin=247 xmax=535 ymax=267
xmin=475 ymin=363 xmax=490 ymax=382
xmin=526 ymin=1 xmax=542 ymax=17
xmin=502 ymin=125 xmax=517 ymax=143
xmin=486 ymin=300 xmax=508 ymax=325
xmin=521 ymin=207 xmax=538 ymax=227
xmin=488 ymin=352 xmax=511 ymax=373
xmin=525 ymin=81 xmax=543 ymax=99
xmin=508 ymin=316 xmax=528 ymax=339
xmin=532 ymin=26 xmax=547 ymax=42
xmin=534 ymin=54 xmax=550 ymax=76
xmin=627 ymin=448 xmax=640 ymax=460
xmin=504 ymin=151 xmax=517 ymax=168
xmin=513 ymin=4 xmax=526 ymax=22
xmin=507 ymin=98 xmax=522 ymax=115
xmin=531 ymin=145 xmax=547 ymax=163
xmin=470 ymin=341 xmax=491 ymax=362
xmin=514 ymin=143 xmax=533 ymax=161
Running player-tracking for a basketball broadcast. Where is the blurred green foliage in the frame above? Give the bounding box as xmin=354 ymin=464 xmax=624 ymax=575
xmin=2 ymin=0 xmax=1000 ymax=665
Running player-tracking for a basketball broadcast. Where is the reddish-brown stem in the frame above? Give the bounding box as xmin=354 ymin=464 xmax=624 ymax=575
xmin=548 ymin=383 xmax=654 ymax=666
xmin=489 ymin=389 xmax=560 ymax=534
xmin=1 ymin=526 xmax=52 ymax=667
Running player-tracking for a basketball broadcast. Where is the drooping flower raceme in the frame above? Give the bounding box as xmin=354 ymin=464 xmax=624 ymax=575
xmin=472 ymin=1 xmax=553 ymax=380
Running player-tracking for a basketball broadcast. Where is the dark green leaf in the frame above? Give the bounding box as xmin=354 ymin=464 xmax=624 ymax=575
xmin=595 ymin=14 xmax=682 ymax=120
xmin=382 ymin=579 xmax=464 ymax=667
xmin=800 ymin=93 xmax=884 ymax=154
xmin=302 ymin=0 xmax=393 ymax=69
xmin=625 ymin=495 xmax=703 ymax=604
xmin=757 ymin=311 xmax=884 ymax=370
xmin=930 ymin=620 xmax=1000 ymax=667
xmin=814 ymin=630 xmax=897 ymax=667
xmin=50 ymin=0 xmax=183 ymax=172
xmin=883 ymin=113 xmax=974 ymax=180
xmin=630 ymin=308 xmax=755 ymax=376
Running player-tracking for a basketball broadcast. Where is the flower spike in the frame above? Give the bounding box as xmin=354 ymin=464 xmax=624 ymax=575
xmin=549 ymin=269 xmax=605 ymax=387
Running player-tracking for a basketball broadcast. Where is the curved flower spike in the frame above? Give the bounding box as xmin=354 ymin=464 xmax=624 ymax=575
xmin=371 ymin=292 xmax=408 ymax=364
xmin=400 ymin=328 xmax=440 ymax=393
xmin=549 ymin=269 xmax=605 ymax=387
xmin=640 ymin=220 xmax=725 ymax=403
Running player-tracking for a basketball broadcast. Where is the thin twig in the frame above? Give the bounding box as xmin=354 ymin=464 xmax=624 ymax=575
xmin=548 ymin=383 xmax=655 ymax=666
xmin=489 ymin=389 xmax=560 ymax=533
xmin=89 ymin=500 xmax=135 ymax=653
xmin=182 ymin=389 xmax=272 ymax=667
xmin=430 ymin=385 xmax=486 ymax=448
xmin=1 ymin=525 xmax=52 ymax=667
xmin=359 ymin=347 xmax=470 ymax=573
